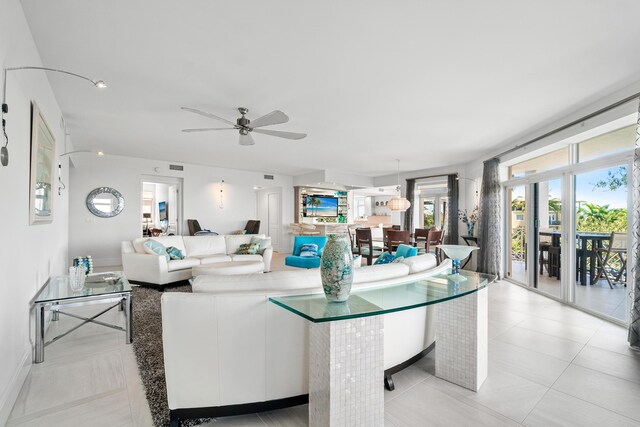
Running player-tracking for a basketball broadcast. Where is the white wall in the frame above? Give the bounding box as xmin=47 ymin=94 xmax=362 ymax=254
xmin=69 ymin=155 xmax=294 ymax=266
xmin=0 ymin=0 xmax=71 ymax=422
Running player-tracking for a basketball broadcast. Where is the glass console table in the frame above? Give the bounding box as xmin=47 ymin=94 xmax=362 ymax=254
xmin=270 ymin=270 xmax=495 ymax=426
xmin=32 ymin=271 xmax=133 ymax=363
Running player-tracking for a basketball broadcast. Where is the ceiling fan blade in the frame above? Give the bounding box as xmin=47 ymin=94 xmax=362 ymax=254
xmin=248 ymin=110 xmax=289 ymax=128
xmin=239 ymin=132 xmax=255 ymax=146
xmin=252 ymin=128 xmax=307 ymax=140
xmin=181 ymin=107 xmax=236 ymax=126
xmin=182 ymin=127 xmax=235 ymax=133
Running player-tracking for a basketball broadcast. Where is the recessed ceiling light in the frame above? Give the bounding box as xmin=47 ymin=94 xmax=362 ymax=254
xmin=97 ymin=151 xmax=105 ymax=156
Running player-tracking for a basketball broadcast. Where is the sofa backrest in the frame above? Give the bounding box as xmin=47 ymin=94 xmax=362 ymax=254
xmin=402 ymin=253 xmax=436 ymax=273
xmin=182 ymin=235 xmax=227 ymax=257
xmin=132 ymin=236 xmax=187 ymax=254
xmin=292 ymin=235 xmax=328 ymax=256
xmin=192 ymin=258 xmax=450 ymax=296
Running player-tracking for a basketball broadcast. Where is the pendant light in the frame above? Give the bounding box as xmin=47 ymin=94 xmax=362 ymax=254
xmin=388 ymin=159 xmax=411 ymax=212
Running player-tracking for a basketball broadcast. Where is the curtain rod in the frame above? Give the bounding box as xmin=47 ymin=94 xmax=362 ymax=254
xmin=405 ymin=172 xmax=457 ymax=182
xmin=495 ymin=92 xmax=640 ymax=160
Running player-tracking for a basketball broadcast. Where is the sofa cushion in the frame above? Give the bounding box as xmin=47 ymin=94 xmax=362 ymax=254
xmin=236 ymin=243 xmax=260 ymax=255
xmin=401 ymin=254 xmax=437 ymax=274
xmin=143 ymin=239 xmax=170 ymax=261
xmin=352 ymin=263 xmax=410 ymax=284
xmin=230 ymin=254 xmax=264 ymax=262
xmin=167 ymin=258 xmax=201 ymax=272
xmin=292 ymin=236 xmax=328 ymax=256
xmin=199 ymin=254 xmax=233 ymax=265
xmin=132 ymin=237 xmax=149 ymax=254
xmin=183 ymin=235 xmax=227 ymax=257
xmin=147 ymin=235 xmax=187 ymax=253
xmin=167 ymin=246 xmax=185 ymax=260
xmin=299 ymin=243 xmax=318 ymax=257
xmin=250 ymin=236 xmax=272 ymax=254
xmin=193 ymin=269 xmax=322 ymax=293
xmin=225 ymin=234 xmax=264 ymax=255
xmin=285 ymin=255 xmax=321 ymax=269
xmin=395 ymin=244 xmax=418 ymax=258
xmin=374 ymin=252 xmax=395 ymax=265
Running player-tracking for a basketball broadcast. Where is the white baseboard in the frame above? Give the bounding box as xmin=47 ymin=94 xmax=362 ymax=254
xmin=0 ymin=349 xmax=31 ymax=425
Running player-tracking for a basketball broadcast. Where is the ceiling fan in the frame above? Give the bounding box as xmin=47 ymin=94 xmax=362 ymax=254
xmin=181 ymin=107 xmax=307 ymax=146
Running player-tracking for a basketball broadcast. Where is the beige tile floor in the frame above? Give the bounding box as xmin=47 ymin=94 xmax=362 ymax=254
xmin=8 ymin=271 xmax=640 ymax=426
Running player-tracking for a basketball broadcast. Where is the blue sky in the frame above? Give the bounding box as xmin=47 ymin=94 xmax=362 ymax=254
xmin=511 ymin=165 xmax=627 ymax=209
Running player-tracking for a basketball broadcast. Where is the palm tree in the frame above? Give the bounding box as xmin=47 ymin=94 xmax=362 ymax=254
xmin=308 ymin=196 xmax=320 ymax=216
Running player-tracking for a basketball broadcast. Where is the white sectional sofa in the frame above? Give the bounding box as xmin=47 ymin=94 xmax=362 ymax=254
xmin=121 ymin=234 xmax=273 ymax=286
xmin=161 ymin=254 xmax=450 ymax=423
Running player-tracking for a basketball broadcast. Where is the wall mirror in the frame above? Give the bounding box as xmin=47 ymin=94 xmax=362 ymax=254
xmin=29 ymin=102 xmax=55 ymax=224
xmin=86 ymin=187 xmax=125 ymax=218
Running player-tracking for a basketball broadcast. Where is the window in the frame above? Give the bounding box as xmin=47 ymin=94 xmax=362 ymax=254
xmin=578 ymin=125 xmax=635 ymax=162
xmin=509 ymin=147 xmax=569 ymax=179
xmin=516 ymin=214 xmax=524 ymax=221
xmin=355 ymin=198 xmax=366 ymax=218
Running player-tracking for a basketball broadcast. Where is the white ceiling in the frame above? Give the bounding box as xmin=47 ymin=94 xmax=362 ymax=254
xmin=18 ymin=0 xmax=640 ymax=177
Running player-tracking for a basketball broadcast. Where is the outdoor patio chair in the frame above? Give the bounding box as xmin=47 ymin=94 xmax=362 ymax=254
xmin=593 ymin=232 xmax=627 ymax=288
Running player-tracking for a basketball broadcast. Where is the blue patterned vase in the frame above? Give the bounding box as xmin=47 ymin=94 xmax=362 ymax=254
xmin=467 ymin=223 xmax=475 ymax=237
xmin=320 ymin=234 xmax=354 ymax=302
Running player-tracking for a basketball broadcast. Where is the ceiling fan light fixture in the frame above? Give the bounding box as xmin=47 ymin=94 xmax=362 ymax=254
xmin=93 ymin=80 xmax=107 ymax=89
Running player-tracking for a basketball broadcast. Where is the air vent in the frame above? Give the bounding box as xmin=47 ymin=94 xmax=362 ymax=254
xmin=264 ymin=174 xmax=274 ymax=180
xmin=169 ymin=164 xmax=184 ymax=171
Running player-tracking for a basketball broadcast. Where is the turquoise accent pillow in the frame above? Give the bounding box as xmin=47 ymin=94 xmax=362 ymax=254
xmin=395 ymin=244 xmax=417 ymax=258
xmin=166 ymin=246 xmax=185 ymax=260
xmin=300 ymin=243 xmax=319 ymax=257
xmin=374 ymin=252 xmax=395 ymax=265
xmin=250 ymin=236 xmax=272 ymax=254
xmin=143 ymin=239 xmax=170 ymax=261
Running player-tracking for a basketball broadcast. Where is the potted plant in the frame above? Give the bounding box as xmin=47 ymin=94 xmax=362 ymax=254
xmin=458 ymin=206 xmax=479 ymax=236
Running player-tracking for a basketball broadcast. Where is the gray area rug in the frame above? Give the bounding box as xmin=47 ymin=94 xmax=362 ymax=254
xmin=132 ymin=284 xmax=211 ymax=427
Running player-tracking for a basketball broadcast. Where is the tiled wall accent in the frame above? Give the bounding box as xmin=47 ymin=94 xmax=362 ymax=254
xmin=435 ymin=287 xmax=488 ymax=391
xmin=309 ymin=316 xmax=384 ymax=426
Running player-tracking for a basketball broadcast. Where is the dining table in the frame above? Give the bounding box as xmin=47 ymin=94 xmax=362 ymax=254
xmin=538 ymin=231 xmax=611 ymax=286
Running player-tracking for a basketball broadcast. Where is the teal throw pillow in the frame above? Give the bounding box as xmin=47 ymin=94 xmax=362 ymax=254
xmin=250 ymin=236 xmax=272 ymax=254
xmin=299 ymin=243 xmax=319 ymax=257
xmin=374 ymin=252 xmax=395 ymax=265
xmin=143 ymin=239 xmax=170 ymax=261
xmin=166 ymin=246 xmax=185 ymax=260
xmin=236 ymin=243 xmax=259 ymax=255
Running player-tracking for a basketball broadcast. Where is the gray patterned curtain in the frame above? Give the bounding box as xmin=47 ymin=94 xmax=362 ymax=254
xmin=404 ymin=179 xmax=416 ymax=232
xmin=445 ymin=174 xmax=459 ymax=244
xmin=477 ymin=158 xmax=501 ymax=277
xmin=629 ymin=101 xmax=640 ymax=350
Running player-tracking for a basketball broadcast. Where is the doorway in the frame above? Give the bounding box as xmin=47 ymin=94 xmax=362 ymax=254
xmin=256 ymin=187 xmax=282 ymax=252
xmin=141 ymin=176 xmax=183 ymax=236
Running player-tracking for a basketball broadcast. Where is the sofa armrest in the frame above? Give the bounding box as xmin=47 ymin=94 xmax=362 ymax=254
xmin=262 ymin=247 xmax=273 ymax=272
xmin=121 ymin=252 xmax=168 ymax=284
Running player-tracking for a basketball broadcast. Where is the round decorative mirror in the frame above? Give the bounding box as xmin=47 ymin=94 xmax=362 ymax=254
xmin=86 ymin=187 xmax=125 ymax=218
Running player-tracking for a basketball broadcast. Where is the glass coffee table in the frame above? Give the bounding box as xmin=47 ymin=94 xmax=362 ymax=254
xmin=32 ymin=271 xmax=133 ymax=363
xmin=270 ymin=270 xmax=495 ymax=426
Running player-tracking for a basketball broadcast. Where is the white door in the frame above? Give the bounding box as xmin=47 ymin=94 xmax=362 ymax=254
xmin=168 ymin=184 xmax=179 ymax=234
xmin=257 ymin=188 xmax=282 ymax=251
xmin=268 ymin=192 xmax=282 ymax=251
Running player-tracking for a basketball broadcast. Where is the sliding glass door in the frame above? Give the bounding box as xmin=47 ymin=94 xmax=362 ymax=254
xmin=507 ymin=185 xmax=527 ymax=285
xmin=534 ymin=178 xmax=563 ymax=299
xmin=573 ymin=164 xmax=629 ymax=321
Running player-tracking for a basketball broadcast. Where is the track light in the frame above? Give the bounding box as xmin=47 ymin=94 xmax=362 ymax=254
xmin=1 ymin=66 xmax=107 ymax=167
